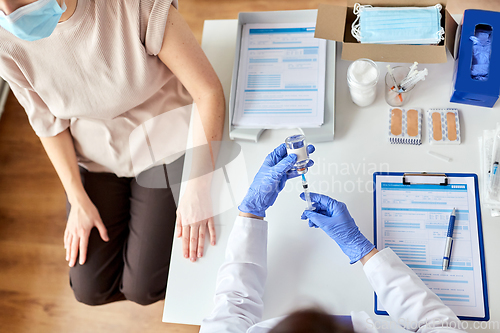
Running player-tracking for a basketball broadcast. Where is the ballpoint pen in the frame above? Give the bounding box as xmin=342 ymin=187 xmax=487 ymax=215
xmin=442 ymin=208 xmax=456 ymax=271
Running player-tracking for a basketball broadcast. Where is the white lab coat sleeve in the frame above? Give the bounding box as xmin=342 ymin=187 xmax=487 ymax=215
xmin=363 ymin=248 xmax=467 ymax=333
xmin=200 ymin=216 xmax=268 ymax=333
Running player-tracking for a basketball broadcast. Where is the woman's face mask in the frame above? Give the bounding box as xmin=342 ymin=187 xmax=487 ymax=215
xmin=0 ymin=0 xmax=66 ymax=41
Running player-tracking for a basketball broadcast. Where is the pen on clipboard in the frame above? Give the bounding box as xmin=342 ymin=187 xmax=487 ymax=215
xmin=442 ymin=208 xmax=456 ymax=271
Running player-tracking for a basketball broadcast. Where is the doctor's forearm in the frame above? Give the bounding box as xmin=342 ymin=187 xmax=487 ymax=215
xmin=39 ymin=128 xmax=87 ymax=204
xmin=239 ymin=212 xmax=264 ymax=220
xmin=360 ymin=248 xmax=378 ymax=265
xmin=200 ymin=217 xmax=268 ymax=332
xmin=363 ymin=249 xmax=464 ymax=332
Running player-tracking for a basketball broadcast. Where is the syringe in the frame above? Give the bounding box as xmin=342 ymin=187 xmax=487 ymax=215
xmin=301 ymin=174 xmax=315 ymax=211
xmin=490 ymin=161 xmax=499 ymax=196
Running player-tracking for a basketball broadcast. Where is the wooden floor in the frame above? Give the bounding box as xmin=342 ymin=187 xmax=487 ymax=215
xmin=0 ymin=0 xmax=480 ymax=332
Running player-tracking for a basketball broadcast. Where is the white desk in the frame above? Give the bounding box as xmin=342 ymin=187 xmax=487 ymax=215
xmin=163 ymin=19 xmax=500 ymax=332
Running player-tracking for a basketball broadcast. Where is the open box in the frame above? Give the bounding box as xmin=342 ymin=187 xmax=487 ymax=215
xmin=315 ymin=0 xmax=459 ymax=63
xmin=450 ymin=9 xmax=500 ymax=107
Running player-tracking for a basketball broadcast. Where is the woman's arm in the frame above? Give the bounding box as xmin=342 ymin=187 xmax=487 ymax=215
xmin=40 ymin=128 xmax=109 ymax=267
xmin=158 ymin=5 xmax=224 ymax=165
xmin=158 ymin=6 xmax=225 ymax=261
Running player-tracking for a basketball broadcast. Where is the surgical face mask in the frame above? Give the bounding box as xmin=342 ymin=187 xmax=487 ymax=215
xmin=0 ymin=0 xmax=66 ymax=41
xmin=351 ymin=3 xmax=444 ymax=45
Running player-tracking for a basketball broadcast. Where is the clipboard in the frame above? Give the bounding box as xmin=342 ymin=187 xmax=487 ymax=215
xmin=373 ymin=172 xmax=489 ymax=321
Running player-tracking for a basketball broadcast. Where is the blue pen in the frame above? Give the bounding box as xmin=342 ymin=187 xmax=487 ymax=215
xmin=442 ymin=208 xmax=456 ymax=271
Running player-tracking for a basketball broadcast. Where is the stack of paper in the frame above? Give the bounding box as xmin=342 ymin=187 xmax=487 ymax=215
xmin=232 ymin=22 xmax=326 ymax=129
xmin=479 ymin=123 xmax=500 ymax=217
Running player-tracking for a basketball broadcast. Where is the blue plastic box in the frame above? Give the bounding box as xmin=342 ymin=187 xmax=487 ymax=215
xmin=450 ymin=9 xmax=500 ymax=108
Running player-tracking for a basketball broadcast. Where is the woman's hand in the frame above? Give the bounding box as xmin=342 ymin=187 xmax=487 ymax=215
xmin=176 ymin=181 xmax=216 ymax=262
xmin=64 ymin=196 xmax=109 ymax=267
xmin=39 ymin=130 xmax=109 ymax=267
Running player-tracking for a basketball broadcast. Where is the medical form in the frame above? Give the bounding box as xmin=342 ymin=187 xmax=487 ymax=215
xmin=374 ymin=173 xmax=489 ymax=320
xmin=232 ymin=22 xmax=326 ymax=128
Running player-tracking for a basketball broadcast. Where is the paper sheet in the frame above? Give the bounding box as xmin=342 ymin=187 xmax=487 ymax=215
xmin=232 ymin=22 xmax=326 ymax=129
xmin=374 ymin=175 xmax=487 ymax=319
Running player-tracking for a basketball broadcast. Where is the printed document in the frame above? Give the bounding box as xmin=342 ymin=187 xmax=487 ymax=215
xmin=374 ymin=175 xmax=487 ymax=319
xmin=232 ymin=22 xmax=326 ymax=128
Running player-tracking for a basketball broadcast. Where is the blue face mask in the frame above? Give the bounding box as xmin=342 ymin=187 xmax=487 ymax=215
xmin=0 ymin=0 xmax=66 ymax=41
xmin=351 ymin=3 xmax=444 ymax=45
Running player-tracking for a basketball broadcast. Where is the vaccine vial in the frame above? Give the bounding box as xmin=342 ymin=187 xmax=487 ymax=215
xmin=285 ymin=134 xmax=309 ymax=174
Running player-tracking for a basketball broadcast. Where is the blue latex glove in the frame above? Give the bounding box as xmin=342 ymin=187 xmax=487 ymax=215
xmin=239 ymin=143 xmax=315 ymax=217
xmin=301 ymin=192 xmax=375 ymax=264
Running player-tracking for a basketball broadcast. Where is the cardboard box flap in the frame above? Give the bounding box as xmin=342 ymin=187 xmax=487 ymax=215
xmin=346 ymin=0 xmax=447 ymax=7
xmin=445 ymin=9 xmax=458 ymax=58
xmin=342 ymin=43 xmax=448 ymax=63
xmin=315 ymin=4 xmax=346 ymax=42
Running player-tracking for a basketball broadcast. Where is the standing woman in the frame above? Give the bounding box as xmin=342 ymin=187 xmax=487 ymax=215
xmin=0 ymin=0 xmax=224 ymax=305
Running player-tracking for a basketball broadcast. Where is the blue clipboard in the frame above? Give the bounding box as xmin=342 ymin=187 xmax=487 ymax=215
xmin=373 ymin=172 xmax=489 ymax=321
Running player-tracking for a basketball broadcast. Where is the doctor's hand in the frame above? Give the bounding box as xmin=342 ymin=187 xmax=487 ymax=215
xmin=239 ymin=143 xmax=315 ymax=217
xmin=301 ymin=193 xmax=375 ymax=264
xmin=64 ymin=196 xmax=109 ymax=267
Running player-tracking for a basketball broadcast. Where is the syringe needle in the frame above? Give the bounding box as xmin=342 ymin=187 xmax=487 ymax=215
xmin=301 ymin=174 xmax=315 ymax=211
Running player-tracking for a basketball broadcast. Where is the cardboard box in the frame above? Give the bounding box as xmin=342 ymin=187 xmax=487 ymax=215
xmin=314 ymin=0 xmax=458 ymax=63
xmin=450 ymin=9 xmax=500 ymax=108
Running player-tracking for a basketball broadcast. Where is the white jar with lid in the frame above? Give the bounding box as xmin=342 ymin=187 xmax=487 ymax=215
xmin=347 ymin=58 xmax=379 ymax=107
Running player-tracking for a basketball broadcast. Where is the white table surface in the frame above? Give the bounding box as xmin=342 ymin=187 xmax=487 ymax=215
xmin=163 ymin=19 xmax=500 ymax=331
